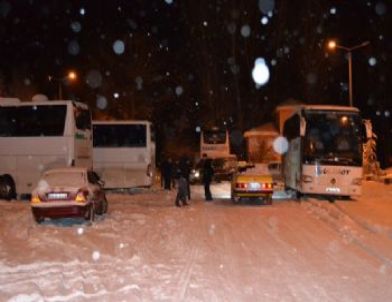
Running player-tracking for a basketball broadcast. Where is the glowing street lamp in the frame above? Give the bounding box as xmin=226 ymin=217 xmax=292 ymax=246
xmin=327 ymin=40 xmax=370 ymax=107
xmin=49 ymin=70 xmax=78 ymax=99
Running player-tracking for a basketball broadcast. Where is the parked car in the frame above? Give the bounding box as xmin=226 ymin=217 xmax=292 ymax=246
xmin=189 ymin=156 xmax=237 ymax=184
xmin=231 ymin=164 xmax=273 ymax=204
xmin=30 ymin=167 xmax=108 ymax=223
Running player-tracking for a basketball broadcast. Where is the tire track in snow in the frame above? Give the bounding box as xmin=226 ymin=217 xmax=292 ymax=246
xmin=305 ymin=199 xmax=392 ymax=268
xmin=176 ymin=245 xmax=199 ymax=301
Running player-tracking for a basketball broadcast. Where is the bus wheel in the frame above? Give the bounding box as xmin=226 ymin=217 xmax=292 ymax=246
xmin=96 ymin=198 xmax=108 ymax=215
xmin=293 ymin=190 xmax=302 ymax=201
xmin=85 ymin=204 xmax=95 ymax=222
xmin=103 ymin=198 xmax=108 ymax=214
xmin=0 ymin=175 xmax=16 ymax=201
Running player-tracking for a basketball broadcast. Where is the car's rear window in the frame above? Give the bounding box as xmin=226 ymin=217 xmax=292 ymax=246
xmin=43 ymin=171 xmax=86 ymax=187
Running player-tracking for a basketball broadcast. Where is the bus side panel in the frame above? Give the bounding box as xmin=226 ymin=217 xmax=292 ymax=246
xmin=93 ymin=148 xmax=153 ymax=188
xmin=283 ymin=137 xmax=301 ymax=191
xmin=301 ymin=165 xmax=362 ymax=196
xmin=0 ymin=137 xmax=73 ymax=195
xmin=74 ymin=129 xmax=93 ymax=169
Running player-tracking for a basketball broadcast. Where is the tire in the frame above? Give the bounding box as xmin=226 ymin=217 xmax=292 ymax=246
xmin=265 ymin=195 xmax=273 ymax=205
xmin=96 ymin=198 xmax=108 ymax=215
xmin=103 ymin=198 xmax=108 ymax=214
xmin=293 ymin=190 xmax=302 ymax=201
xmin=32 ymin=212 xmax=43 ymax=224
xmin=0 ymin=175 xmax=16 ymax=201
xmin=231 ymin=192 xmax=241 ymax=204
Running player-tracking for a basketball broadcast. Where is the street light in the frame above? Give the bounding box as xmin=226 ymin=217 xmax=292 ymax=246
xmin=49 ymin=70 xmax=78 ymax=99
xmin=327 ymin=40 xmax=370 ymax=107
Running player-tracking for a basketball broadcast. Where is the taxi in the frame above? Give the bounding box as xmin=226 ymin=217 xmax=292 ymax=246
xmin=231 ymin=164 xmax=273 ymax=205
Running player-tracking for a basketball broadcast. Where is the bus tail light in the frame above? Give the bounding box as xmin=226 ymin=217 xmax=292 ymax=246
xmin=262 ymin=183 xmax=273 ymax=190
xmin=235 ymin=183 xmax=247 ymax=189
xmin=302 ymin=175 xmax=313 ymax=183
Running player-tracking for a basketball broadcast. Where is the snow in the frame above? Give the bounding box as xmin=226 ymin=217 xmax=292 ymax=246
xmin=1 ymin=181 xmax=392 ymax=301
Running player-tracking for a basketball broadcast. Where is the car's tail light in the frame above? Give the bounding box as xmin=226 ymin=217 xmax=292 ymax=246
xmin=75 ymin=190 xmax=88 ymax=203
xmin=31 ymin=194 xmax=41 ymax=204
xmin=235 ymin=182 xmax=247 ymax=189
xmin=262 ymin=183 xmax=273 ymax=190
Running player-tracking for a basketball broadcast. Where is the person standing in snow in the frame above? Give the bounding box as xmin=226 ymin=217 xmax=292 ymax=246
xmin=178 ymin=154 xmax=192 ymax=200
xmin=202 ymin=154 xmax=214 ymax=201
xmin=175 ymin=173 xmax=189 ymax=207
xmin=161 ymin=157 xmax=173 ymax=190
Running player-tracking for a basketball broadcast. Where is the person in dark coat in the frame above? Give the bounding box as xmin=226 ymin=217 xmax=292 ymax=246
xmin=202 ymin=155 xmax=214 ymax=201
xmin=178 ymin=155 xmax=192 ymax=200
xmin=161 ymin=157 xmax=173 ymax=190
xmin=175 ymin=174 xmax=189 ymax=207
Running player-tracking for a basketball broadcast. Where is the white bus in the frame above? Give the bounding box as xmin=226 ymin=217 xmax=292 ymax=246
xmin=282 ymin=105 xmax=369 ymax=198
xmin=0 ymin=98 xmax=92 ymax=199
xmin=92 ymin=120 xmax=156 ymax=189
xmin=200 ymin=126 xmax=230 ymax=158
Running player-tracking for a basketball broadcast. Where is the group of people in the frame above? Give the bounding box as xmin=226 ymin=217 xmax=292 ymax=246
xmin=160 ymin=154 xmax=214 ymax=207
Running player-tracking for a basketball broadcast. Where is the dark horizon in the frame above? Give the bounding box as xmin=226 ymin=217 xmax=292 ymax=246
xmin=0 ymin=0 xmax=390 ymax=164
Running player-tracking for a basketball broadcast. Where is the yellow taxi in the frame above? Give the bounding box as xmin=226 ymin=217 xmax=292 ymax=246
xmin=231 ymin=164 xmax=273 ymax=205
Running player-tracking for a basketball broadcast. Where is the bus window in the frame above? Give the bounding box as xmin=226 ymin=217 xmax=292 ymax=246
xmin=93 ymin=124 xmax=147 ymax=148
xmin=74 ymin=106 xmax=91 ymax=131
xmin=0 ymin=105 xmax=67 ymax=137
xmin=283 ymin=114 xmax=300 ymax=140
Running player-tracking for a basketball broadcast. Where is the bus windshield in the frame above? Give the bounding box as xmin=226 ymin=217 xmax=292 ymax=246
xmin=0 ymin=105 xmax=67 ymax=137
xmin=93 ymin=124 xmax=147 ymax=147
xmin=203 ymin=129 xmax=227 ymax=144
xmin=303 ymin=111 xmax=363 ymax=166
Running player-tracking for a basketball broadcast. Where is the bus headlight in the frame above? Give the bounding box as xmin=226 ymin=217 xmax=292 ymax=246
xmin=352 ymin=178 xmax=362 ymax=186
xmin=146 ymin=164 xmax=153 ymax=177
xmin=302 ymin=175 xmax=313 ymax=183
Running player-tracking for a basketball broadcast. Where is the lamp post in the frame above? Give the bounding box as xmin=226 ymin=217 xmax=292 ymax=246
xmin=327 ymin=40 xmax=370 ymax=107
xmin=49 ymin=71 xmax=77 ymax=99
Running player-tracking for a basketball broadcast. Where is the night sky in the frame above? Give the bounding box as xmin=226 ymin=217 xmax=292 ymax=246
xmin=0 ymin=0 xmax=390 ymax=162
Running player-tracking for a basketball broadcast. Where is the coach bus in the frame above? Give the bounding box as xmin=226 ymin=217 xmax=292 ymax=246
xmin=92 ymin=120 xmax=156 ymax=189
xmin=0 ymin=98 xmax=92 ymax=199
xmin=200 ymin=126 xmax=230 ymax=158
xmin=282 ymin=105 xmax=369 ymax=198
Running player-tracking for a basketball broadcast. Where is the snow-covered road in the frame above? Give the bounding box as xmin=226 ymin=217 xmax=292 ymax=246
xmin=1 ymin=181 xmax=392 ymax=301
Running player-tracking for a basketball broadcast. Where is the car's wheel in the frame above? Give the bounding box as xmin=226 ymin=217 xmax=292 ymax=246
xmin=265 ymin=195 xmax=273 ymax=205
xmin=0 ymin=175 xmax=16 ymax=201
xmin=231 ymin=191 xmax=240 ymax=204
xmin=32 ymin=212 xmax=43 ymax=224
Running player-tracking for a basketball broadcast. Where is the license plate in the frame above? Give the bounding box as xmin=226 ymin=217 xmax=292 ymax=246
xmin=249 ymin=182 xmax=261 ymax=190
xmin=47 ymin=192 xmax=68 ymax=200
xmin=326 ymin=187 xmax=340 ymax=193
